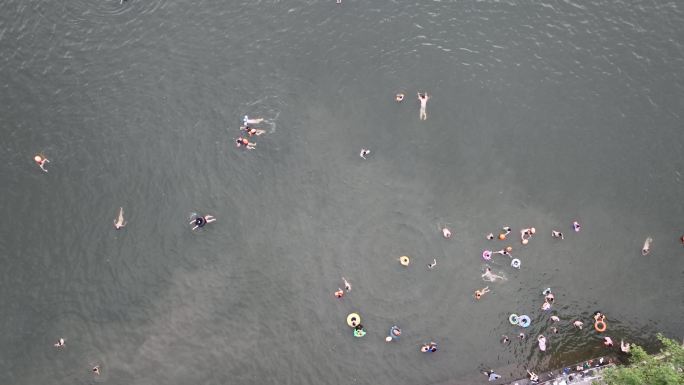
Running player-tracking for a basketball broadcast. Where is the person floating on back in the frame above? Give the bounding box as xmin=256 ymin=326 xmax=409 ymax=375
xmin=417 ymin=92 xmax=430 ymax=120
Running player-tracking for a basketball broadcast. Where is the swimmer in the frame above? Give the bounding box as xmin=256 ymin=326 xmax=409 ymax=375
xmin=551 ymin=327 xmax=559 ymax=334
xmin=235 ymin=137 xmax=256 ymax=150
xmin=483 ymin=370 xmax=501 ymax=382
xmin=486 ymin=233 xmax=495 ymax=240
xmin=550 ymin=315 xmax=560 ymax=322
xmin=604 ymin=336 xmax=613 ymax=347
xmin=481 ymin=266 xmax=506 ymax=282
xmin=93 ymin=365 xmax=100 ymax=375
xmin=520 ymin=227 xmax=536 ymax=243
xmin=527 ymin=370 xmax=539 ymax=382
xmin=420 ymin=342 xmax=438 ymax=353
xmin=501 ymin=335 xmax=510 ymax=344
xmin=474 ymin=286 xmax=490 ymax=300
xmin=53 ymin=338 xmax=65 ymax=348
xmin=190 ymin=215 xmax=216 ymax=230
xmin=359 ymin=148 xmax=370 ymax=159
xmin=680 ymin=235 xmax=684 ymax=245
xmin=334 ymin=288 xmax=344 ymax=298
xmin=34 ymin=155 xmax=50 ymax=172
xmin=519 ymin=332 xmax=526 ymax=340
xmin=427 ymin=258 xmax=437 ymax=269
xmin=541 ymin=302 xmax=551 ymax=311
xmin=493 ymin=248 xmax=512 ymax=258
xmin=538 ymin=335 xmax=547 ymax=351
xmin=243 ymin=115 xmax=264 ymax=126
xmin=552 ymin=230 xmax=564 ymax=239
xmin=417 ymin=92 xmax=429 ymax=120
xmin=113 ymin=207 xmax=127 ymax=230
xmin=395 ymin=93 xmax=405 ymax=102
xmin=386 ymin=326 xmax=401 ymax=342
xmin=441 ymin=226 xmax=452 ymax=238
xmin=593 ymin=312 xmax=605 ymax=322
xmin=620 ymin=339 xmax=630 ymax=353
xmin=502 ymin=226 xmax=512 ymax=235
xmin=240 ymin=126 xmax=266 ymax=136
xmin=342 ymin=277 xmax=351 ymax=292
xmin=573 ymin=320 xmax=584 ymax=329
xmin=573 ymin=221 xmax=581 ymax=232
xmin=545 ymin=293 xmax=554 ymax=303
xmin=336 ymin=0 xmax=341 ymax=3
xmin=641 ymin=236 xmax=653 ymax=256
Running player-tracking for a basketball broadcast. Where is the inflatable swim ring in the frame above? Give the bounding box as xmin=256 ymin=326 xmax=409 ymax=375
xmin=347 ymin=313 xmax=360 ymax=327
xmin=511 ymin=258 xmax=521 ymax=269
xmin=400 ymin=256 xmax=410 ymax=266
xmin=387 ymin=325 xmax=401 ymax=341
xmin=509 ymin=313 xmax=519 ymax=325
xmin=594 ymin=320 xmax=607 ymax=333
xmin=482 ymin=250 xmax=492 ymax=261
xmin=518 ymin=315 xmax=531 ymax=328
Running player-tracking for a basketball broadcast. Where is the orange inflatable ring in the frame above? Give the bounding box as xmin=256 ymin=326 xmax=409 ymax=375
xmin=594 ymin=320 xmax=607 ymax=333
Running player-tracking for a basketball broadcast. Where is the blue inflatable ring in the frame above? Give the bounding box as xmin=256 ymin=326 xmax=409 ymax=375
xmin=518 ymin=315 xmax=531 ymax=328
xmin=509 ymin=313 xmax=519 ymax=325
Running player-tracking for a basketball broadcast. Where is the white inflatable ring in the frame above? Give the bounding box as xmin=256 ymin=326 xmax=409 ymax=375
xmin=509 ymin=313 xmax=519 ymax=325
xmin=518 ymin=315 xmax=531 ymax=328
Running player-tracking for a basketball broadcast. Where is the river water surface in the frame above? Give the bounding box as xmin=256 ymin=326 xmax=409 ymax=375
xmin=1 ymin=1 xmax=683 ymax=384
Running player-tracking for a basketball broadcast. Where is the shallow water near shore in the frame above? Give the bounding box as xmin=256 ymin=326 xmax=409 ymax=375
xmin=1 ymin=1 xmax=683 ymax=384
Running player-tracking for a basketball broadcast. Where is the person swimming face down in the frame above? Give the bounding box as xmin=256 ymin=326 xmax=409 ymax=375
xmin=482 ymin=266 xmax=506 ymax=282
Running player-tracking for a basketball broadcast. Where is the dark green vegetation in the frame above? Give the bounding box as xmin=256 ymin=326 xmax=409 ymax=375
xmin=599 ymin=334 xmax=684 ymax=385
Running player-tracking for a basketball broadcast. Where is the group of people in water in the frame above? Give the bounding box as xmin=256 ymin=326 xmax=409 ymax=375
xmin=33 ymin=89 xmax=679 ymax=383
xmin=332 ymin=215 xmax=640 ymax=382
xmin=476 ymin=223 xmax=641 ymax=382
xmin=235 ymin=115 xmax=266 ymax=150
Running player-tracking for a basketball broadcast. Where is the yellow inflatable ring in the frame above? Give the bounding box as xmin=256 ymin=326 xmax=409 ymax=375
xmin=400 ymin=256 xmax=410 ymax=266
xmin=347 ymin=313 xmax=360 ymax=328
